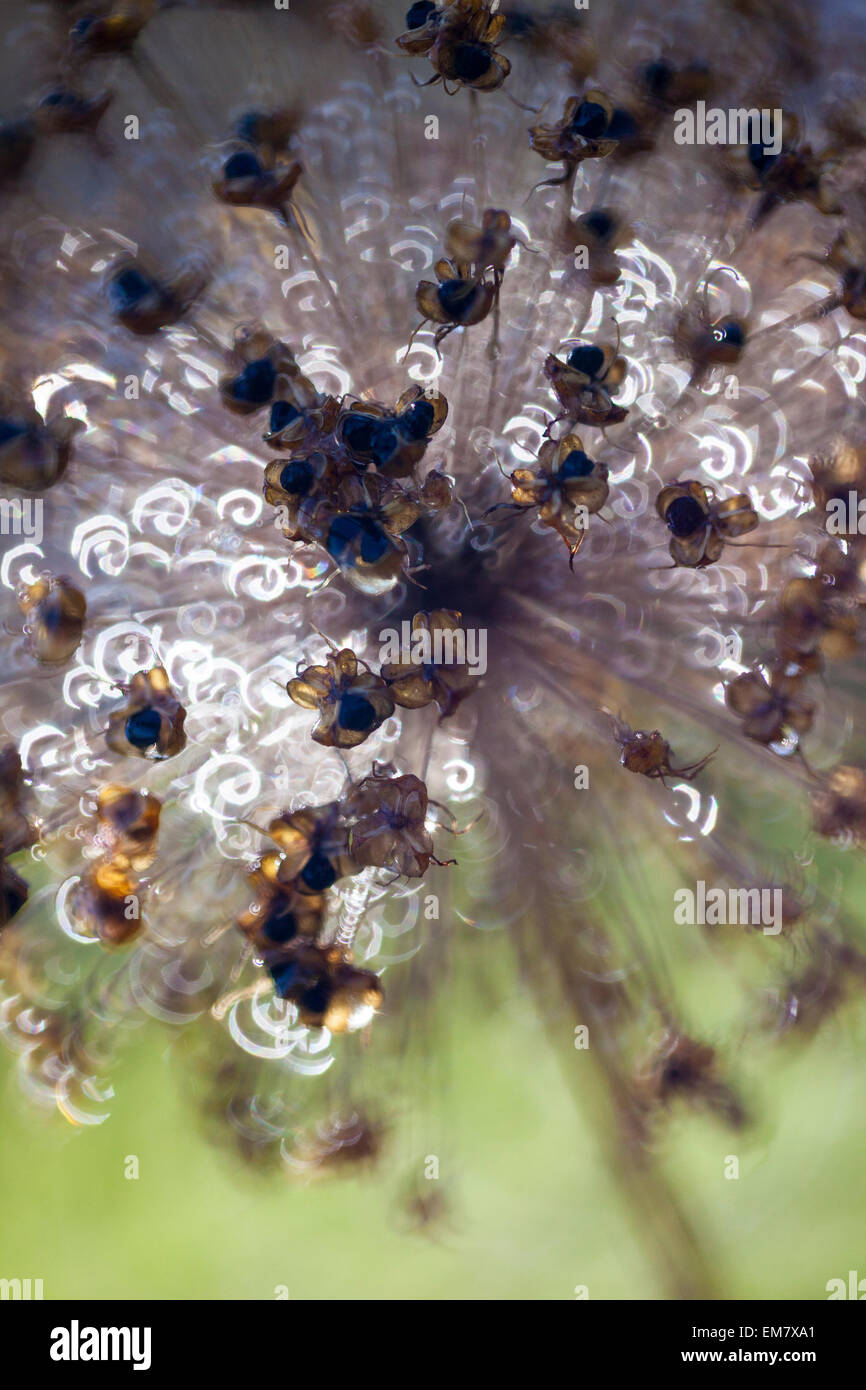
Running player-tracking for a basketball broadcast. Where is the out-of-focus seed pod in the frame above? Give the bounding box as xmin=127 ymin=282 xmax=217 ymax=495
xmin=95 ymin=785 xmax=161 ymax=873
xmin=0 ymin=387 xmax=82 ymax=491
xmin=0 ymin=744 xmax=35 ymax=855
xmin=269 ymin=942 xmax=383 ymax=1032
xmin=19 ymin=575 xmax=86 ymax=664
xmin=72 ymin=861 xmax=145 ymax=946
xmin=105 ymin=667 xmax=187 ymax=759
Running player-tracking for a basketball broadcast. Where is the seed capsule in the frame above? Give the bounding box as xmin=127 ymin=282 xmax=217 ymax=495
xmin=94 ymin=785 xmax=161 ymax=873
xmin=105 ymin=667 xmax=187 ymax=759
xmin=19 ymin=576 xmax=86 ymax=664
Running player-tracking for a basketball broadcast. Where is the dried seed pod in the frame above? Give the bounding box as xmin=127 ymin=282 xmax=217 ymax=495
xmin=0 ymin=744 xmax=35 ymax=855
xmin=34 ymin=87 xmax=112 ymax=136
xmin=72 ymin=861 xmax=145 ymax=946
xmin=337 ymin=385 xmax=448 ymax=478
xmin=66 ymin=2 xmax=152 ymax=57
xmin=380 ymin=609 xmax=479 ymax=716
xmin=0 ymin=384 xmax=82 ymax=490
xmin=18 ymin=575 xmax=86 ymax=664
xmin=809 ymin=440 xmax=866 ymax=512
xmin=612 ymin=719 xmax=716 ymax=786
xmin=236 ymin=854 xmax=326 ymax=957
xmin=419 ymin=469 xmax=454 ymax=510
xmin=656 ymin=480 xmax=758 ymax=568
xmin=636 ymin=1032 xmax=747 ymax=1128
xmin=562 ymin=208 xmax=630 ymax=284
xmin=219 ymin=328 xmax=298 ymax=416
xmin=345 ymin=770 xmax=446 ymax=878
xmin=106 ymin=257 xmax=206 ymax=335
xmin=0 ymin=856 xmax=29 ymax=928
xmin=725 ymin=111 xmax=841 ymax=226
xmin=414 ymin=263 xmax=497 ymax=347
xmin=321 ymin=509 xmax=407 ymax=596
xmin=818 ymin=228 xmax=866 ymax=320
xmin=396 ymin=1 xmax=441 ymax=54
xmin=635 ymin=56 xmax=713 ymax=113
xmin=233 ymin=106 xmax=299 ymax=151
xmin=269 ymin=942 xmax=383 ymax=1032
xmin=331 ymin=1 xmax=385 ymax=49
xmin=94 ymin=785 xmax=161 ymax=872
xmin=288 ymin=1109 xmax=384 ymax=1174
xmin=544 ymin=339 xmax=628 ymax=428
xmin=287 ymin=647 xmax=395 ymax=749
xmin=811 ymin=765 xmax=866 ymax=843
xmin=674 ymin=308 xmax=748 ymax=383
xmin=491 ymin=433 xmax=609 ymax=566
xmin=529 ymin=90 xmax=620 ymax=186
xmin=776 ymin=575 xmax=858 ymax=669
xmin=266 ymin=803 xmax=357 ymax=894
xmin=213 ymin=144 xmax=303 ymax=216
xmin=400 ymin=0 xmax=511 ymax=93
xmin=444 ymin=208 xmax=517 ymax=279
xmin=105 ymin=667 xmax=187 ymax=759
xmin=725 ymin=663 xmax=815 ymax=745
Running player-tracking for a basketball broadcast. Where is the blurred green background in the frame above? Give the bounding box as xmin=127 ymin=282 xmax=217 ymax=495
xmin=1 ymin=922 xmax=864 ymax=1301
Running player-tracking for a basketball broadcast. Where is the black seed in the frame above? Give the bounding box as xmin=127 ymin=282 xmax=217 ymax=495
xmin=570 ymin=100 xmax=608 ymax=140
xmin=503 ymin=9 xmax=535 ymax=38
xmin=109 ymin=268 xmax=152 ymax=312
xmin=606 ymin=108 xmax=639 ymax=140
xmin=2 ymin=882 xmax=28 ymax=922
xmin=300 ymin=852 xmax=337 ymax=893
xmin=299 ymin=980 xmax=332 ymax=1016
xmin=235 ymin=111 xmax=264 ymax=144
xmin=269 ymin=400 xmax=301 ymax=433
xmin=326 ymin=513 xmax=391 ymax=566
xmin=666 ymin=495 xmax=705 ymax=538
xmin=452 ymin=43 xmax=490 ymax=83
xmin=327 ymin=514 xmax=360 ymax=561
xmin=125 ymin=706 xmax=162 ymax=749
xmin=339 ymin=691 xmax=377 ymax=733
xmin=398 ymin=398 xmax=435 ymax=440
xmin=406 ymin=0 xmax=436 ymax=27
xmin=748 ymin=142 xmax=778 ymax=178
xmin=269 ymin=959 xmax=299 ymax=997
xmin=278 ymin=458 xmax=313 ymax=495
xmin=0 ymin=419 xmax=28 ymax=446
xmin=260 ymin=900 xmax=298 ymax=945
xmin=582 ymin=210 xmax=614 ymax=241
xmin=40 ymin=91 xmax=78 ymax=109
xmin=359 ymin=520 xmax=391 ymax=563
xmin=719 ymin=320 xmax=745 ymax=348
xmin=642 ymin=59 xmax=673 ymax=99
xmin=567 ymin=344 xmax=605 ymax=377
xmin=560 ymin=450 xmax=594 ymax=479
xmin=224 ymin=150 xmax=262 ymax=180
xmin=369 ymin=421 xmax=399 ymax=465
xmin=38 ymin=598 xmax=66 ymax=634
xmin=438 ymin=277 xmax=479 ymax=322
xmin=232 ymin=358 xmax=276 ymax=405
xmin=341 ymin=412 xmax=379 ymax=455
